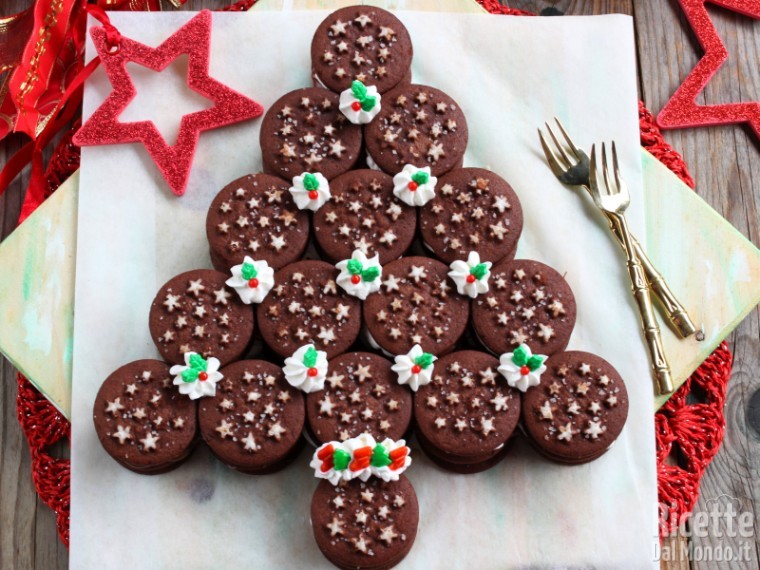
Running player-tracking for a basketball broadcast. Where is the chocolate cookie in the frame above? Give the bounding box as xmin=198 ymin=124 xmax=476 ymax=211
xmin=93 ymin=359 xmax=198 ymax=474
xmin=363 ymin=256 xmax=469 ymax=356
xmin=149 ymin=269 xmax=255 ymax=366
xmin=206 ymin=173 xmax=309 ymax=272
xmin=259 ymin=87 xmax=362 ymax=180
xmin=471 ymin=258 xmax=576 ymax=357
xmin=306 ymin=352 xmax=413 ymax=444
xmin=521 ymin=351 xmax=629 ymax=464
xmin=414 ymin=351 xmax=520 ymax=473
xmin=312 ymin=169 xmax=416 ymax=264
xmin=364 ymin=84 xmax=468 ymax=177
xmin=311 ymin=5 xmax=413 ymax=95
xmin=198 ymin=360 xmax=305 ymax=474
xmin=311 ymin=475 xmax=419 ymax=570
xmin=256 ymin=260 xmax=361 ymax=359
xmin=419 ymin=168 xmax=523 ymax=264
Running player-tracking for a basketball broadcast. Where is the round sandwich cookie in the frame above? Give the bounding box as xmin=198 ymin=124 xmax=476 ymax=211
xmin=93 ymin=359 xmax=198 ymax=475
xmin=414 ymin=350 xmax=521 ymax=473
xmin=311 ymin=475 xmax=419 ymax=570
xmin=149 ymin=269 xmax=255 ymax=366
xmin=306 ymin=352 xmax=413 ymax=445
xmin=260 ymin=87 xmax=362 ymax=181
xmin=364 ymin=84 xmax=468 ymax=177
xmin=198 ymin=360 xmax=305 ymax=474
xmin=206 ymin=173 xmax=309 ymax=273
xmin=257 ymin=260 xmax=362 ymax=359
xmin=363 ymin=256 xmax=469 ymax=356
xmin=419 ymin=168 xmax=523 ymax=264
xmin=311 ymin=5 xmax=413 ymax=95
xmin=471 ymin=258 xmax=577 ymax=357
xmin=313 ymin=169 xmax=416 ymax=264
xmin=521 ymin=351 xmax=629 ymax=464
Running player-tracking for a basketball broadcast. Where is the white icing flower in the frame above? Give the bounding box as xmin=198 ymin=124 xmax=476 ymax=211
xmin=225 ymin=256 xmax=274 ymax=304
xmin=170 ymin=352 xmax=223 ymax=400
xmin=392 ymin=164 xmax=437 ymax=206
xmin=371 ymin=438 xmax=412 ymax=482
xmin=448 ymin=251 xmax=492 ymax=298
xmin=289 ymin=172 xmax=330 ymax=211
xmin=310 ymin=434 xmax=411 ymax=485
xmin=339 ymin=80 xmax=382 ymax=124
xmin=335 ymin=250 xmax=383 ymax=300
xmin=391 ymin=344 xmax=437 ymax=392
xmin=283 ymin=344 xmax=328 ymax=393
xmin=497 ymin=344 xmax=547 ymax=392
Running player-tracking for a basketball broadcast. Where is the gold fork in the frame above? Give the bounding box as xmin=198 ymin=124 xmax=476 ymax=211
xmin=538 ymin=119 xmax=696 ymax=339
xmin=588 ymin=142 xmax=674 ymax=395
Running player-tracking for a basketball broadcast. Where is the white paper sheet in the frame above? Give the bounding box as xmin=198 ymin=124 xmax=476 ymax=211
xmin=72 ymin=11 xmax=657 ymax=569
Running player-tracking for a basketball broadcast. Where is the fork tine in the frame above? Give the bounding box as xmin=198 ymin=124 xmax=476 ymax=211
xmin=602 ymin=143 xmax=614 ymax=195
xmin=611 ymin=141 xmax=621 ymax=192
xmin=545 ymin=122 xmax=574 ymax=166
xmin=588 ymin=143 xmax=601 ymax=203
xmin=553 ymin=117 xmax=583 ymax=162
xmin=537 ymin=127 xmax=568 ymax=177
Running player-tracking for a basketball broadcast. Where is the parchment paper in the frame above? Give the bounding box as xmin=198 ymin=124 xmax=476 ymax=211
xmin=72 ymin=11 xmax=657 ymax=568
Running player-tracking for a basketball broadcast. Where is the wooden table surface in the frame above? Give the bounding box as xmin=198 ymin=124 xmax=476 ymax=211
xmin=1 ymin=1 xmax=758 ymax=568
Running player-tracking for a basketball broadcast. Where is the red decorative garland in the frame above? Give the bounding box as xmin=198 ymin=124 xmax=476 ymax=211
xmin=11 ymin=0 xmax=732 ymax=549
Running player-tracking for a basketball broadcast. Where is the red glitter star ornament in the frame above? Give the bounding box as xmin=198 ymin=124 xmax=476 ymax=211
xmin=657 ymin=0 xmax=760 ymax=139
xmin=73 ymin=10 xmax=264 ymax=196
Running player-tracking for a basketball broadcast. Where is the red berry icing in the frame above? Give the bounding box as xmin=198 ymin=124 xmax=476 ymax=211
xmin=307 ymin=367 xmax=319 ymax=377
xmin=248 ymin=278 xmax=259 ymax=288
xmin=351 ymin=101 xmax=362 ymax=112
xmin=411 ymin=364 xmax=422 ymax=374
xmin=198 ymin=371 xmax=209 ymax=381
xmin=466 ymin=274 xmax=476 ymax=283
xmin=308 ymin=190 xmax=319 ymax=200
xmin=408 ymin=181 xmax=418 ymax=191
xmin=520 ymin=365 xmax=530 ymax=376
xmin=350 ymin=274 xmax=361 ymax=285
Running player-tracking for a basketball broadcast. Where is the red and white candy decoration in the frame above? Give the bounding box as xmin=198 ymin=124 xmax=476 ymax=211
xmin=310 ymin=433 xmax=412 ymax=485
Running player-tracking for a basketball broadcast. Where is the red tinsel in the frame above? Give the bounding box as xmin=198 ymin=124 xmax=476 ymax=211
xmin=11 ymin=0 xmax=733 ymax=549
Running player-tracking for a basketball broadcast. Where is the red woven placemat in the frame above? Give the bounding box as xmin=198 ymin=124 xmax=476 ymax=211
xmin=12 ymin=0 xmax=732 ymax=548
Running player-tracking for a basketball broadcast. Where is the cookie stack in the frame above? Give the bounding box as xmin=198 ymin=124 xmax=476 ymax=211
xmin=92 ymin=6 xmax=629 ymax=569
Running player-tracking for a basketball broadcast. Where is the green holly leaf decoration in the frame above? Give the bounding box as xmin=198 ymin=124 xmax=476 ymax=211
xmin=371 ymin=444 xmax=392 ymax=468
xmin=414 ymin=352 xmax=434 ymax=369
xmin=303 ymin=173 xmax=320 ymax=191
xmin=511 ymin=344 xmax=529 ymax=367
xmin=350 ymin=80 xmax=377 ymax=111
xmin=527 ymin=355 xmax=545 ymax=372
xmin=411 ymin=170 xmax=429 ymax=186
xmin=333 ymin=448 xmax=351 ymax=471
xmin=188 ymin=353 xmax=207 ymax=372
xmin=181 ymin=369 xmax=199 ymax=383
xmin=469 ymin=263 xmax=489 ymax=280
xmin=347 ymin=259 xmax=363 ymax=275
xmin=351 ymin=80 xmax=368 ymax=100
xmin=303 ymin=346 xmax=318 ymax=368
xmin=361 ymin=266 xmax=380 ymax=282
xmin=241 ymin=261 xmax=258 ymax=280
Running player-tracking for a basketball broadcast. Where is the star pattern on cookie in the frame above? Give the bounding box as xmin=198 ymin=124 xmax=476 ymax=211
xmin=316 ymin=174 xmax=411 ymax=263
xmin=533 ymin=357 xmax=626 ymax=445
xmin=371 ymin=86 xmax=464 ymax=172
xmin=261 ymin=263 xmax=359 ymax=356
xmin=312 ymin=355 xmax=407 ymax=441
xmin=476 ymin=261 xmax=573 ymax=353
xmin=100 ymin=365 xmax=193 ymax=459
xmin=319 ymin=480 xmax=412 ymax=558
